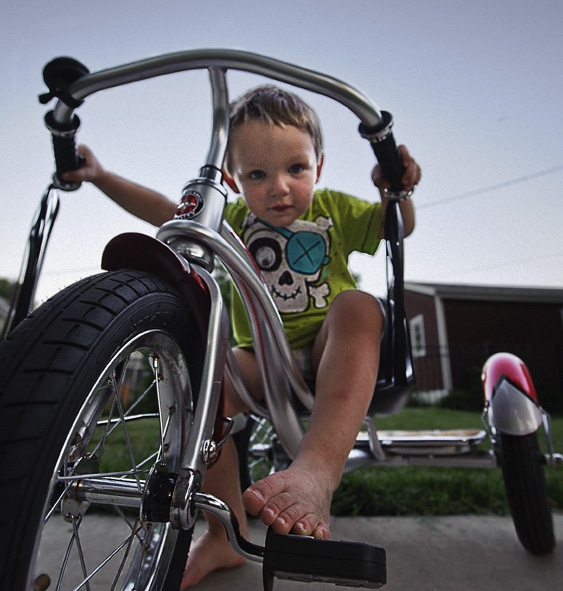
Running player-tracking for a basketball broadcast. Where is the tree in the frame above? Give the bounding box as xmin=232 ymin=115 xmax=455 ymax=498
xmin=0 ymin=278 xmax=17 ymax=301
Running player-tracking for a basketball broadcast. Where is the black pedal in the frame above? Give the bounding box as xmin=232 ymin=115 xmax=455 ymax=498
xmin=262 ymin=528 xmax=386 ymax=590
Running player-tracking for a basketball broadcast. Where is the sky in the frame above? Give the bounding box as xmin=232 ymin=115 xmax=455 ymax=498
xmin=2 ymin=0 xmax=563 ymax=303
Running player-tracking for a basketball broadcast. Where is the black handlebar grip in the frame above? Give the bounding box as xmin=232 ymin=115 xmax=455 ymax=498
xmin=44 ymin=110 xmax=83 ymax=191
xmin=359 ymin=111 xmax=405 ymax=194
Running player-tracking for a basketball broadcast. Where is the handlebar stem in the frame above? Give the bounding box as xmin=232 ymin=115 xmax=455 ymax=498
xmin=205 ymin=67 xmax=229 ymax=171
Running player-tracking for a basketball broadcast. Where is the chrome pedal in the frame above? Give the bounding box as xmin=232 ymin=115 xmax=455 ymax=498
xmin=262 ymin=528 xmax=386 ymax=590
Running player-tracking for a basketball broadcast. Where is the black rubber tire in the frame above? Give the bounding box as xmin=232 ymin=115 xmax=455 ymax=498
xmin=499 ymin=431 xmax=556 ymax=555
xmin=0 ymin=270 xmax=205 ymax=590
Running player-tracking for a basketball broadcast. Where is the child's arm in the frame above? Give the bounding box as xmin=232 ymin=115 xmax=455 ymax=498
xmin=372 ymin=144 xmax=419 ymax=238
xmin=61 ymin=145 xmax=177 ymax=227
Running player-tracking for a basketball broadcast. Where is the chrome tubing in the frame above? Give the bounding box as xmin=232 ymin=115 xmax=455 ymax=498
xmin=178 ymin=265 xmax=229 ymax=472
xmin=70 ymin=477 xmax=143 ymax=508
xmin=158 ymin=218 xmax=309 ymax=459
xmin=194 ymin=492 xmax=264 ymax=562
xmin=50 ymin=48 xmax=383 ymax=130
xmin=203 ymin=66 xmax=229 ymax=171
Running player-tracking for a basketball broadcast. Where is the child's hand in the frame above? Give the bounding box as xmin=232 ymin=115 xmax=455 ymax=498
xmin=60 ymin=145 xmax=104 ymax=184
xmin=371 ymin=145 xmax=421 ymax=194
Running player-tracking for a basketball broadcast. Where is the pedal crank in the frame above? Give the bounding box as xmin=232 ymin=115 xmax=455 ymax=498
xmin=194 ymin=492 xmax=387 ymax=589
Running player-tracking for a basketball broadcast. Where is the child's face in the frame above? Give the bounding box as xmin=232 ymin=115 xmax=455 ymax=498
xmin=224 ymin=120 xmax=323 ymax=227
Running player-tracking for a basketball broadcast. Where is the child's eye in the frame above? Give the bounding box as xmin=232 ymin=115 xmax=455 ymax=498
xmin=249 ymin=170 xmax=266 ymax=180
xmin=289 ymin=164 xmax=305 ymax=174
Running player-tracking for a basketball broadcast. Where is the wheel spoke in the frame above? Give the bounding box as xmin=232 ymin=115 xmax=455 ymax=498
xmin=108 ymin=523 xmax=138 ymax=591
xmin=57 ymin=469 xmax=150 ymax=483
xmin=152 ymin=354 xmax=171 ymax=465
xmin=44 ymin=480 xmax=74 ymax=523
xmin=55 ymin=525 xmax=76 ymax=591
xmin=71 ymin=517 xmax=91 ymax=591
xmin=92 ymin=523 xmax=144 ymax=591
xmin=114 ymin=506 xmax=146 ymax=545
xmin=111 ymin=372 xmax=143 ymax=491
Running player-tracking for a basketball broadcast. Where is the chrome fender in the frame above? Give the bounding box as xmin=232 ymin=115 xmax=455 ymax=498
xmin=482 ymin=352 xmax=543 ymax=436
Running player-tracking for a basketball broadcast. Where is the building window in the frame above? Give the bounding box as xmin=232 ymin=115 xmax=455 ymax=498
xmin=409 ymin=314 xmax=426 ymax=357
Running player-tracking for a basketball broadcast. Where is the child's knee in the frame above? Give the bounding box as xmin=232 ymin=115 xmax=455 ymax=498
xmin=331 ymin=291 xmax=384 ymax=331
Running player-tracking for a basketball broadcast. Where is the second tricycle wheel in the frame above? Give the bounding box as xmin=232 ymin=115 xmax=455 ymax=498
xmin=498 ymin=431 xmax=555 ymax=555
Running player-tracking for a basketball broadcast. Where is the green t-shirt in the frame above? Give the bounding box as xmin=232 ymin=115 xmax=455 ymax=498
xmin=224 ymin=188 xmax=383 ymax=348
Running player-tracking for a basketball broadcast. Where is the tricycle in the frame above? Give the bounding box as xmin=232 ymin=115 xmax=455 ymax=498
xmin=0 ymin=49 xmax=559 ymax=591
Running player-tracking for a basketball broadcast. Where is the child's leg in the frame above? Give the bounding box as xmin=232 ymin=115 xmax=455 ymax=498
xmin=181 ymin=349 xmax=260 ymax=589
xmin=180 ymin=438 xmax=246 ymax=589
xmin=242 ymin=290 xmax=383 ymax=539
xmin=182 ymin=292 xmax=382 ymax=585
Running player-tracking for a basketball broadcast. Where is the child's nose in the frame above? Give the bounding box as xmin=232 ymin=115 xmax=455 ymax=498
xmin=270 ymin=174 xmax=290 ymax=196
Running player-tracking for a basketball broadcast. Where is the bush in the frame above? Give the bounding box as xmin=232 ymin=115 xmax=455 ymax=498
xmin=540 ymin=389 xmax=563 ymax=416
xmin=437 ymin=389 xmax=484 ymax=412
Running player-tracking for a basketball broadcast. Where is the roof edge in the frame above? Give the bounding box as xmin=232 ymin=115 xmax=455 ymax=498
xmin=405 ymin=281 xmax=563 ymax=303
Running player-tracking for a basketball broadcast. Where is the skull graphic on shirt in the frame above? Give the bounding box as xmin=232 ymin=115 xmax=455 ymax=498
xmin=242 ymin=215 xmax=332 ymax=313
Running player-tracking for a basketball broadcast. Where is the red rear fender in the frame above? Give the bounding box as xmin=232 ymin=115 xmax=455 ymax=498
xmin=482 ymin=352 xmax=542 ymax=436
xmin=481 ymin=352 xmax=538 ymax=403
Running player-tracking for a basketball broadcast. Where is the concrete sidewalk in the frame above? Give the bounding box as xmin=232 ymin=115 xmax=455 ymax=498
xmin=38 ymin=513 xmax=563 ymax=590
xmin=193 ymin=513 xmax=563 ymax=590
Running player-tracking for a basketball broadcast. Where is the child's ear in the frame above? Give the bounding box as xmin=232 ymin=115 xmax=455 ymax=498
xmin=315 ymin=154 xmax=325 ymax=183
xmin=222 ymin=169 xmax=241 ymax=193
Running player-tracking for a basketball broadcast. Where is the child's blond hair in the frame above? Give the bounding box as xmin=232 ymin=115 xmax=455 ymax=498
xmin=226 ymin=85 xmax=323 ymax=171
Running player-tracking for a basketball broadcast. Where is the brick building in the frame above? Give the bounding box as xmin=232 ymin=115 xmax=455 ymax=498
xmin=404 ymin=282 xmax=563 ymax=410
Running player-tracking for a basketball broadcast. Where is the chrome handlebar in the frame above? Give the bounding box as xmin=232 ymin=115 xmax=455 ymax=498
xmin=50 ymin=48 xmax=384 ymax=128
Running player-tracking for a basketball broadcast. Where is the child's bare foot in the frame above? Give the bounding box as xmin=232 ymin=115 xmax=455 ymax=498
xmin=180 ymin=530 xmax=246 ymax=589
xmin=242 ymin=463 xmax=333 ymax=540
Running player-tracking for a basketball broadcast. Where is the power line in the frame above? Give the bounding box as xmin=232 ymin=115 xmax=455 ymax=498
xmin=418 ymin=164 xmax=563 ymax=210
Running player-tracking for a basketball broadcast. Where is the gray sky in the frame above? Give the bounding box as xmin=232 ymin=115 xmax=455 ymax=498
xmin=2 ymin=0 xmax=562 ymax=302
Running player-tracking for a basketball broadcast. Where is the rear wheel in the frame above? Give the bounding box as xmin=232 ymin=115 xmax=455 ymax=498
xmin=499 ymin=431 xmax=555 ymax=555
xmin=0 ymin=270 xmax=205 ymax=590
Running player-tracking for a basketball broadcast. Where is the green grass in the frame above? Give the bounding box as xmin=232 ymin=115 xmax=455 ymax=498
xmin=332 ymin=408 xmax=563 ymax=517
xmin=95 ymin=407 xmax=563 ymax=517
xmin=96 ymin=418 xmax=161 ymax=475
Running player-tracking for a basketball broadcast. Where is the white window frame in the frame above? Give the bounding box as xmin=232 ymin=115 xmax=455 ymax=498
xmin=409 ymin=314 xmax=426 ymax=358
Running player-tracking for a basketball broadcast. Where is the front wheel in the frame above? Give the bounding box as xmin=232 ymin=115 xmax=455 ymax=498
xmin=0 ymin=270 xmax=205 ymax=590
xmin=498 ymin=431 xmax=555 ymax=555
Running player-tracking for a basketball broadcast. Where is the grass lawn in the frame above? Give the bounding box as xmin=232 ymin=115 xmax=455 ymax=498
xmin=98 ymin=407 xmax=562 ymax=517
xmin=332 ymin=408 xmax=563 ymax=517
